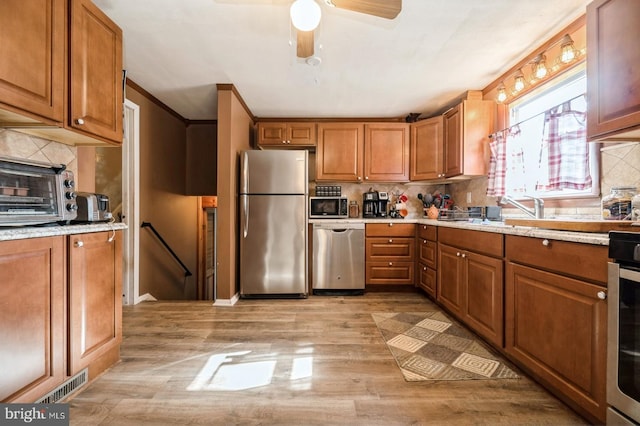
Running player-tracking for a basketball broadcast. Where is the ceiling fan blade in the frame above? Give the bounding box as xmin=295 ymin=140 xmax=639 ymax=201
xmin=296 ymin=30 xmax=314 ymax=58
xmin=328 ymin=0 xmax=401 ymax=19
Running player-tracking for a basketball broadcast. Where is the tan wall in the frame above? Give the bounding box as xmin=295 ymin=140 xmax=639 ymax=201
xmin=126 ymin=86 xmax=200 ymax=300
xmin=216 ymin=87 xmax=253 ymax=300
xmin=186 ymin=123 xmax=217 ymax=195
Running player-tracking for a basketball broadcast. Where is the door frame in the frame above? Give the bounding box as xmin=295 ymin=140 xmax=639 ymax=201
xmin=122 ymin=98 xmax=141 ymax=305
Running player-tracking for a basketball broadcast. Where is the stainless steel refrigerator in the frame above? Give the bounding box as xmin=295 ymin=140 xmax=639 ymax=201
xmin=239 ymin=150 xmax=308 ymax=298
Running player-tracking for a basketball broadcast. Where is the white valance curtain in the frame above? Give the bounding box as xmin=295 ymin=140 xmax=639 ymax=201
xmin=486 ymin=94 xmax=590 ymax=197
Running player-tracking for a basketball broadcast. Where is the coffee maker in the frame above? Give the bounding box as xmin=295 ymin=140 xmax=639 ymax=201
xmin=362 ymin=190 xmax=389 ymax=218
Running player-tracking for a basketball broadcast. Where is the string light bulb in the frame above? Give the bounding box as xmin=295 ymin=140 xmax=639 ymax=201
xmin=559 ymin=34 xmax=578 ymax=63
xmin=513 ymin=69 xmax=526 ymax=92
xmin=290 ymin=0 xmax=321 ymax=31
xmin=496 ymin=83 xmax=507 ymax=103
xmin=533 ymin=54 xmax=548 ymax=79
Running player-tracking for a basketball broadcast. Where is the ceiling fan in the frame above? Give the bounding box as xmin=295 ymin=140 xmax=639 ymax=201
xmin=291 ymin=0 xmax=402 ymax=58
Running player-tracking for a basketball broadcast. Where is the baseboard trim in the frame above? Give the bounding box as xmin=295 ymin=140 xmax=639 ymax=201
xmin=213 ymin=293 xmax=239 ymax=306
xmin=135 ymin=293 xmax=157 ymax=304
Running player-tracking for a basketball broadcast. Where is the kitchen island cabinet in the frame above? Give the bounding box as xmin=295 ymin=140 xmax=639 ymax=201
xmin=365 ymin=223 xmax=415 ymax=286
xmin=68 ymin=230 xmax=122 ymax=377
xmin=0 ymin=0 xmax=123 ymax=146
xmin=416 ymin=224 xmax=437 ymax=298
xmin=505 ymin=235 xmax=608 ymax=424
xmin=257 ymin=122 xmax=316 ymax=147
xmin=587 ymin=0 xmax=640 ymax=141
xmin=315 ymin=122 xmax=409 ymax=182
xmin=0 ymin=236 xmax=65 ymax=403
xmin=437 ymin=227 xmax=504 ymax=347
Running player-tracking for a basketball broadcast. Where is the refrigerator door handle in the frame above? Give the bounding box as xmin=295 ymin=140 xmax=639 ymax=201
xmin=242 ymin=195 xmax=249 ymax=238
xmin=241 ymin=151 xmax=249 ymax=194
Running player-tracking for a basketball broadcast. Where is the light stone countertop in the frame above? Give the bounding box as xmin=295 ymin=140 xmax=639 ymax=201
xmin=308 ymin=217 xmax=610 ymax=246
xmin=0 ymin=222 xmax=128 ymax=242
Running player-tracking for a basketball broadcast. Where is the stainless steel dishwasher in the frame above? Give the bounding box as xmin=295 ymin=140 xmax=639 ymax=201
xmin=312 ymin=221 xmax=365 ymax=295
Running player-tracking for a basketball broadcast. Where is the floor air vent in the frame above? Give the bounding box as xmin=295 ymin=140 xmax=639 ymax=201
xmin=35 ymin=368 xmax=88 ymax=404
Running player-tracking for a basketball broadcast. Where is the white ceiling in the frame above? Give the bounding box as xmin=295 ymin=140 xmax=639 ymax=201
xmin=92 ymin=0 xmax=591 ymax=121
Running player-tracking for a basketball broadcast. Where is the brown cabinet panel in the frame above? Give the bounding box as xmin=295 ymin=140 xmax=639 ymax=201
xmin=365 ymin=223 xmax=415 ymax=237
xmin=364 ymin=123 xmax=409 ymax=182
xmin=418 ymin=264 xmax=436 ymax=298
xmin=442 ymin=94 xmax=495 ymax=178
xmin=0 ymin=0 xmax=64 ymax=123
xmin=257 ymin=122 xmax=316 ymax=147
xmin=439 ymin=227 xmax=503 ymax=258
xmin=417 ymin=224 xmax=437 ymax=241
xmin=437 ymin=243 xmax=464 ymax=317
xmin=366 ymin=261 xmax=414 ymax=285
xmin=68 ymin=231 xmax=122 ymax=375
xmin=465 ymin=252 xmax=504 ymax=347
xmin=70 ymin=0 xmax=123 ymax=144
xmin=366 ymin=237 xmax=414 ymax=261
xmin=505 ymin=235 xmax=608 ymax=283
xmin=505 ymin=262 xmax=606 ymax=423
xmin=0 ymin=237 xmax=65 ymax=403
xmin=438 ymin=237 xmax=504 ymax=346
xmin=587 ymin=0 xmax=640 ymax=140
xmin=410 ymin=116 xmax=444 ymax=180
xmin=417 ymin=239 xmax=437 ymax=269
xmin=443 ymin=104 xmax=462 ymax=177
xmin=316 ymin=122 xmax=364 ymax=182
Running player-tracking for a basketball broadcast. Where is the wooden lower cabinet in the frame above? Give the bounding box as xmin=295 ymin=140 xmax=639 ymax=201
xmin=0 ymin=236 xmax=65 ymax=402
xmin=437 ymin=228 xmax=504 ymax=347
xmin=68 ymin=230 xmax=122 ymax=377
xmin=365 ymin=223 xmax=415 ymax=286
xmin=505 ymin=263 xmax=607 ymax=424
xmin=416 ymin=224 xmax=437 ymax=298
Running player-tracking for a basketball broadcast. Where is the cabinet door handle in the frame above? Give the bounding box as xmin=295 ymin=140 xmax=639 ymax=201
xmin=365 ymin=176 xmax=369 ymax=180
xmin=74 ymin=240 xmax=84 ymax=248
xmin=597 ymin=291 xmax=607 ymax=300
xmin=357 ymin=176 xmax=362 ymax=181
xmin=461 ymin=253 xmax=466 ymax=258
xmin=423 ymin=240 xmax=427 ymax=243
xmin=542 ymin=239 xmax=550 ymax=246
xmin=456 ymin=252 xmax=461 ymax=257
xmin=388 ymin=239 xmax=393 ymax=243
xmin=75 ymin=118 xmax=85 ymax=125
xmin=388 ymin=223 xmax=393 ymax=227
xmin=388 ymin=262 xmax=393 ymax=266
xmin=423 ymin=266 xmax=427 ymax=271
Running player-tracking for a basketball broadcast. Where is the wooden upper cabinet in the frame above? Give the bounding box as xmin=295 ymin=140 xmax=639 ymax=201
xmin=0 ymin=0 xmax=65 ymax=124
xmin=442 ymin=92 xmax=495 ymax=179
xmin=410 ymin=116 xmax=444 ymax=180
xmin=316 ymin=122 xmax=364 ymax=182
xmin=70 ymin=0 xmax=123 ymax=144
xmin=257 ymin=122 xmax=316 ymax=147
xmin=364 ymin=123 xmax=409 ymax=182
xmin=587 ymin=0 xmax=640 ymax=141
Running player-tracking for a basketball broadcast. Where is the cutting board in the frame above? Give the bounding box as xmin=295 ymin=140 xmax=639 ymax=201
xmin=504 ymin=218 xmax=640 ymax=233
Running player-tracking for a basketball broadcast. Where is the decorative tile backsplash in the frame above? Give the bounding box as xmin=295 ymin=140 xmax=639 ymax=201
xmin=312 ymin=143 xmax=640 ymax=219
xmin=0 ymin=129 xmax=77 ymax=173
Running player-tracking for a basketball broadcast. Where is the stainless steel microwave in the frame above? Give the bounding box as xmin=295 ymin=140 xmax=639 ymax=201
xmin=309 ymin=196 xmax=348 ymax=219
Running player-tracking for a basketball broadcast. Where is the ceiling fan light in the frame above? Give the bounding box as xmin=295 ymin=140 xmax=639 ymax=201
xmin=290 ymin=0 xmax=322 ymax=32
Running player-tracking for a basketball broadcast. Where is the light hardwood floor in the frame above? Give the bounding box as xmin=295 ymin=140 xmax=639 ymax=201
xmin=68 ymin=292 xmax=588 ymax=425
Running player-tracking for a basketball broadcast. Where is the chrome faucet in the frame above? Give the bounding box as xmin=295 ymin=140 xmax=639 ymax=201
xmin=499 ymin=195 xmax=544 ymax=219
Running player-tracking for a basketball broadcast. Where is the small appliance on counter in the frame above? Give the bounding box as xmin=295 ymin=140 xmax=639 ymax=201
xmin=0 ymin=156 xmax=78 ymax=226
xmin=73 ymin=192 xmax=113 ymax=223
xmin=309 ymin=196 xmax=348 ymax=219
xmin=362 ymin=189 xmax=389 ymax=218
